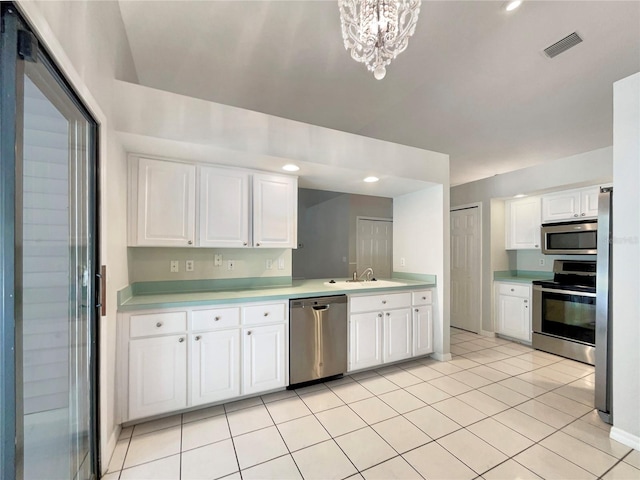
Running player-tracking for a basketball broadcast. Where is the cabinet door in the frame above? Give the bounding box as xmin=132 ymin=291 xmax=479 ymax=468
xmin=496 ymin=293 xmax=531 ymax=342
xmin=129 ymin=335 xmax=187 ymax=420
xmin=383 ymin=308 xmax=412 ymax=363
xmin=542 ymin=190 xmax=581 ymax=222
xmin=580 ymin=187 xmax=599 ymax=218
xmin=413 ymin=306 xmax=433 ymax=356
xmin=199 ymin=166 xmax=250 ymax=247
xmin=136 ymin=158 xmax=196 ymax=246
xmin=349 ymin=312 xmax=383 ymax=371
xmin=506 ymin=197 xmax=541 ymax=249
xmin=252 ymin=173 xmax=297 ymax=248
xmin=242 ymin=324 xmax=286 ymax=395
xmin=191 ymin=330 xmax=240 ymax=406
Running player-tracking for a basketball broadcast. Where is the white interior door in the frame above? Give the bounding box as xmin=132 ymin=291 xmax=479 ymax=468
xmin=450 ymin=206 xmax=481 ymax=333
xmin=356 ymin=218 xmax=392 ymax=279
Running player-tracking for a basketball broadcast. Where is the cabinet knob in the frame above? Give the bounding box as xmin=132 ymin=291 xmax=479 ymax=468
xmin=263 ymin=312 xmax=269 ymax=317
xmin=214 ymin=316 xmax=221 ymax=321
xmin=247 ymin=330 xmax=252 ymax=335
xmin=243 ymin=242 xmax=248 ymax=246
xmin=386 ymin=312 xmax=390 ymax=316
xmin=510 ymin=288 xmax=514 ymax=292
xmin=195 ymin=335 xmax=201 ymax=341
xmin=581 ymin=212 xmax=586 ymax=216
xmin=524 ymin=300 xmax=528 ymax=303
xmin=573 ymin=214 xmax=579 ymax=217
xmin=187 ymin=240 xmax=193 ymax=245
xmin=178 ymin=337 xmax=185 ymax=343
xmin=415 ymin=309 xmax=419 ymax=313
xmin=256 ymin=243 xmax=261 ymax=247
xmin=422 ymin=296 xmax=427 ymax=300
xmin=156 ymin=322 xmax=163 ymax=328
xmin=535 ymin=244 xmax=539 ymax=248
xmin=378 ymin=314 xmax=383 ymax=318
xmin=382 ymin=300 xmax=387 ymax=304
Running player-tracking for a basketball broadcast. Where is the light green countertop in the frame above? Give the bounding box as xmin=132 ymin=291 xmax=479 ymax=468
xmin=493 ymin=270 xmax=553 ymax=284
xmin=118 ymin=276 xmax=437 ymax=312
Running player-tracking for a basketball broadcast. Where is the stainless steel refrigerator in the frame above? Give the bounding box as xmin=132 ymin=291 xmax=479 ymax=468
xmin=596 ymin=186 xmax=613 ymax=423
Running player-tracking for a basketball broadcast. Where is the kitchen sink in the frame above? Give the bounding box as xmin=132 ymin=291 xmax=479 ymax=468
xmin=323 ymin=280 xmax=407 ymax=289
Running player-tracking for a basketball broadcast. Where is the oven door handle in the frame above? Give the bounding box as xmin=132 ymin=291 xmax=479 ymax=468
xmin=533 ymin=286 xmax=596 ymax=298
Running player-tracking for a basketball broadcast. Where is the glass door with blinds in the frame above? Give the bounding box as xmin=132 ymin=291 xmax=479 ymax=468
xmin=1 ymin=5 xmax=99 ymax=480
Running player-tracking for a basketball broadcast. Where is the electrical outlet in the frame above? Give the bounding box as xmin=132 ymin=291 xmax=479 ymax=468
xmin=400 ymin=257 xmax=406 ymax=267
xmin=266 ymin=259 xmax=273 ymax=270
xmin=539 ymin=258 xmax=545 ymax=266
xmin=278 ymin=258 xmax=285 ymax=270
xmin=170 ymin=260 xmax=179 ymax=273
xmin=186 ymin=260 xmax=194 ymax=272
xmin=214 ymin=254 xmax=223 ymax=267
xmin=227 ymin=260 xmax=234 ymax=271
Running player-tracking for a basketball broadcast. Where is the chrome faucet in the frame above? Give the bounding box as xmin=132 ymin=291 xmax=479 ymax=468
xmin=358 ymin=267 xmax=375 ymax=282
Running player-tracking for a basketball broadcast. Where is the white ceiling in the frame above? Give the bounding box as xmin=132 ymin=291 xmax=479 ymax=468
xmin=118 ymin=1 xmax=640 ymax=186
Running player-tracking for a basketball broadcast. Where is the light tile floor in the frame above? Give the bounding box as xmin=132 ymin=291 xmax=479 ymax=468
xmin=103 ymin=328 xmax=640 ymax=480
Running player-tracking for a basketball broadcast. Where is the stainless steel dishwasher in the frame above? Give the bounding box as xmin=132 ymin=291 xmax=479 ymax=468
xmin=289 ymin=295 xmax=348 ymax=386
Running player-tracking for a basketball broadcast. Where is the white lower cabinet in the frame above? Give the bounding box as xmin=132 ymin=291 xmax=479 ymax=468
xmin=350 ymin=312 xmax=383 ymax=371
xmin=129 ymin=334 xmax=187 ymax=420
xmin=120 ymin=301 xmax=287 ymax=422
xmin=495 ymin=282 xmax=532 ymax=342
xmin=348 ymin=289 xmax=434 ymax=372
xmin=413 ymin=305 xmax=434 ymax=356
xmin=383 ymin=309 xmax=412 ymax=363
xmin=190 ymin=329 xmax=240 ymax=406
xmin=242 ymin=324 xmax=286 ymax=395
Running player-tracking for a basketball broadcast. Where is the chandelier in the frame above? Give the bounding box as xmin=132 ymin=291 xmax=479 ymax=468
xmin=339 ymin=0 xmax=421 ymax=80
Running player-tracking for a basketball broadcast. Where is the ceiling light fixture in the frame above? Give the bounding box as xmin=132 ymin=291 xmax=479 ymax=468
xmin=339 ymin=0 xmax=422 ymax=80
xmin=513 ymin=193 xmax=526 ymax=198
xmin=505 ymin=0 xmax=522 ymax=12
xmin=363 ymin=176 xmax=380 ymax=183
xmin=282 ymin=164 xmax=300 ymax=172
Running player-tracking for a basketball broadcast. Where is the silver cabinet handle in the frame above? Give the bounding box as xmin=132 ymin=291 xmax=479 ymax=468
xmin=187 ymin=240 xmax=193 ymax=245
xmin=178 ymin=337 xmax=185 ymax=343
xmin=263 ymin=312 xmax=269 ymax=317
xmin=195 ymin=335 xmax=201 ymax=341
xmin=156 ymin=322 xmax=163 ymax=328
xmin=247 ymin=330 xmax=252 ymax=335
xmin=214 ymin=316 xmax=221 ymax=321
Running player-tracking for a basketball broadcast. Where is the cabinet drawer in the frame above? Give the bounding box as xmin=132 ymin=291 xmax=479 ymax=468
xmin=192 ymin=307 xmax=240 ymax=331
xmin=243 ymin=302 xmax=286 ymax=326
xmin=130 ymin=311 xmax=187 ymax=338
xmin=412 ymin=290 xmax=432 ymax=306
xmin=497 ymin=283 xmax=530 ymax=298
xmin=350 ymin=292 xmax=412 ymax=313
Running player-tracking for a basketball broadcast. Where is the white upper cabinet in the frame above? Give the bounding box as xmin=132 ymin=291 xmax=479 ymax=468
xmin=542 ymin=186 xmax=599 ymax=223
xmin=505 ymin=196 xmax=541 ymax=250
xmin=252 ymin=173 xmax=297 ymax=248
xmin=199 ymin=166 xmax=250 ymax=248
xmin=134 ymin=157 xmax=196 ymax=247
xmin=130 ymin=156 xmax=297 ymax=248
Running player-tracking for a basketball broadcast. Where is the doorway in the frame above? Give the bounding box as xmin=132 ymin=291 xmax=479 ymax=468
xmin=450 ymin=206 xmax=481 ymax=333
xmin=356 ymin=218 xmax=393 ymax=279
xmin=1 ymin=6 xmax=99 ymax=480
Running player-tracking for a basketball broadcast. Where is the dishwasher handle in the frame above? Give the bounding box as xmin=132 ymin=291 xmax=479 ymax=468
xmin=312 ymin=305 xmax=329 ymax=311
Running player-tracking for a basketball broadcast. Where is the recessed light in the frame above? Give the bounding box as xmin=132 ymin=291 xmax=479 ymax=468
xmin=505 ymin=0 xmax=522 ymax=12
xmin=514 ymin=193 xmax=526 ymax=198
xmin=363 ymin=176 xmax=379 ymax=183
xmin=282 ymin=164 xmax=300 ymax=172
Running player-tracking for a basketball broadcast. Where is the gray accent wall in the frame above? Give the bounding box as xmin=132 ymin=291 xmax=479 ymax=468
xmin=451 ymin=146 xmax=613 ymax=334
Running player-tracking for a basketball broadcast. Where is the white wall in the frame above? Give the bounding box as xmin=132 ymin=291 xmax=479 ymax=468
xmin=451 ymin=147 xmax=613 ymax=332
xmin=17 ymin=0 xmax=136 ymax=472
xmin=394 ymin=185 xmax=450 ymax=359
xmin=611 ymin=72 xmax=640 ymax=450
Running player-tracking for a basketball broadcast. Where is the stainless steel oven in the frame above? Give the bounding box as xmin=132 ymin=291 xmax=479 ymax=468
xmin=532 ymin=260 xmax=597 ymax=365
xmin=541 ymin=220 xmax=597 ymax=255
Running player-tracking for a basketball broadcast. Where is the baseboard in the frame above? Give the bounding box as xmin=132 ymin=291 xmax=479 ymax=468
xmin=480 ymin=329 xmax=495 ymax=338
xmin=432 ymin=352 xmax=453 ymax=362
xmin=101 ymin=425 xmax=122 ymax=476
xmin=610 ymin=426 xmax=640 ymax=451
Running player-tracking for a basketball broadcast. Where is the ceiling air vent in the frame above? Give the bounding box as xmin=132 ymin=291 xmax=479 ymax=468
xmin=544 ymin=32 xmax=583 ymax=58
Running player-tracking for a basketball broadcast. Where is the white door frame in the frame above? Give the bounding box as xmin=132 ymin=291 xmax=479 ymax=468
xmin=356 ymin=216 xmax=393 ymax=277
xmin=450 ymin=203 xmax=483 ymax=334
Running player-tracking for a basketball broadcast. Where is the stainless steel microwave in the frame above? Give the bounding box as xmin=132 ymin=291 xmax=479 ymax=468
xmin=541 ymin=220 xmax=598 ymax=255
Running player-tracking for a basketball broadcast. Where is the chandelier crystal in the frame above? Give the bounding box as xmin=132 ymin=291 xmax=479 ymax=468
xmin=339 ymin=0 xmax=421 ymax=80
